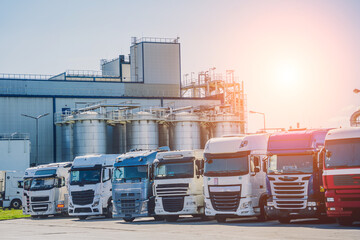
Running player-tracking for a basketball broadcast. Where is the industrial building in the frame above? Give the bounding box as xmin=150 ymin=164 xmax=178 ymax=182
xmin=0 ymin=37 xmax=246 ymax=166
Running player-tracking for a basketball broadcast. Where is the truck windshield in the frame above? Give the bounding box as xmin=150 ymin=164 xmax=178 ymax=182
xmin=155 ymin=162 xmax=194 ymax=179
xmin=23 ymin=178 xmax=32 ymax=191
xmin=268 ymin=154 xmax=313 ymax=174
xmin=30 ymin=177 xmax=55 ymax=191
xmin=113 ymin=166 xmax=148 ymax=181
xmin=204 ymin=156 xmax=248 ymax=177
xmin=70 ymin=169 xmax=101 ymax=185
xmin=325 ymin=138 xmax=360 ymax=169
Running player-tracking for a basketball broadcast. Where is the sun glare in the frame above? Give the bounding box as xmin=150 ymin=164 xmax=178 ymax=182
xmin=277 ymin=62 xmax=300 ymax=88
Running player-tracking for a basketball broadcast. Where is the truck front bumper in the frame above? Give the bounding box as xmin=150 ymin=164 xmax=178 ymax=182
xmin=204 ymin=196 xmax=256 ymax=217
xmin=155 ymin=195 xmax=204 ymax=216
xmin=325 ymin=190 xmax=360 ymax=219
xmin=30 ymin=202 xmax=57 ymax=216
xmin=265 ymin=205 xmax=323 ymax=219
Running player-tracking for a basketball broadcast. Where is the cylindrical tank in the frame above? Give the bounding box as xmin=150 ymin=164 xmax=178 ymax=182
xmin=212 ymin=113 xmax=242 ymax=138
xmin=73 ymin=111 xmax=107 ymax=157
xmin=200 ymin=121 xmax=211 ymax=149
xmin=112 ymin=123 xmax=127 ymax=154
xmin=61 ymin=122 xmax=74 ymax=162
xmin=158 ymin=122 xmax=170 ymax=148
xmin=127 ymin=112 xmax=159 ymax=151
xmin=171 ymin=112 xmax=201 ymax=150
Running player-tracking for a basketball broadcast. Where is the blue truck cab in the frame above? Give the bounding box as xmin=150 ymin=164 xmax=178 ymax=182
xmin=112 ymin=147 xmax=169 ymax=222
xmin=265 ymin=129 xmax=329 ymax=223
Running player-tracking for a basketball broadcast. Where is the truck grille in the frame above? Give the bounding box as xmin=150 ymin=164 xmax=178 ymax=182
xmin=156 ymin=183 xmax=189 ymax=197
xmin=71 ymin=190 xmax=94 ymax=205
xmin=31 ymin=196 xmax=49 ymax=202
xmin=74 ymin=207 xmax=92 ymax=213
xmin=209 ymin=191 xmax=240 ymax=212
xmin=162 ymin=196 xmax=184 ymax=212
xmin=32 ymin=204 xmax=48 ymax=212
xmin=334 ymin=175 xmax=360 ymax=186
xmin=115 ymin=192 xmax=141 ymax=214
xmin=270 ymin=175 xmax=309 ymax=209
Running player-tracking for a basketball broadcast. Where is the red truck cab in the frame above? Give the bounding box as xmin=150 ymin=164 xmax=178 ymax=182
xmin=323 ymin=128 xmax=360 ymax=226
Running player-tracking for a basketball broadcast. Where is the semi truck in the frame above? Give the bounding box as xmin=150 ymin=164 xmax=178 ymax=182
xmin=323 ymin=127 xmax=360 ymax=226
xmin=265 ymin=129 xmax=329 ymax=223
xmin=154 ymin=149 xmax=205 ymax=222
xmin=0 ymin=171 xmax=24 ymax=209
xmin=68 ymin=154 xmax=118 ymax=220
xmin=27 ymin=162 xmax=72 ymax=218
xmin=203 ymin=134 xmax=269 ymax=223
xmin=112 ymin=148 xmax=168 ymax=222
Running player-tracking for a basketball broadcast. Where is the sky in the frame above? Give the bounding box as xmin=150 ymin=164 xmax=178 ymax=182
xmin=0 ymin=0 xmax=359 ymax=133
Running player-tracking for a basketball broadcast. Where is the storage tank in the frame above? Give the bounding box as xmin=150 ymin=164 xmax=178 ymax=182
xmin=112 ymin=123 xmax=127 ymax=154
xmin=171 ymin=112 xmax=201 ymax=150
xmin=73 ymin=111 xmax=107 ymax=157
xmin=61 ymin=122 xmax=74 ymax=162
xmin=212 ymin=113 xmax=242 ymax=137
xmin=127 ymin=111 xmax=159 ymax=151
xmin=158 ymin=121 xmax=170 ymax=148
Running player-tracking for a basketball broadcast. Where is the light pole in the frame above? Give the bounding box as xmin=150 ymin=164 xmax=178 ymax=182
xmin=21 ymin=113 xmax=49 ymax=166
xmin=249 ymin=110 xmax=266 ymax=133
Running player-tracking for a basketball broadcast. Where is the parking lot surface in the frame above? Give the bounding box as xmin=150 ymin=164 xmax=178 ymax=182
xmin=0 ymin=216 xmax=359 ymax=240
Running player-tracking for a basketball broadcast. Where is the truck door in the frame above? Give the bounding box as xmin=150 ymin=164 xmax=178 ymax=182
xmin=250 ymin=155 xmax=262 ymax=207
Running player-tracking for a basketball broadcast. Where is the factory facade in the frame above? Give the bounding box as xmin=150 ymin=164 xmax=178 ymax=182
xmin=0 ymin=37 xmax=245 ymax=166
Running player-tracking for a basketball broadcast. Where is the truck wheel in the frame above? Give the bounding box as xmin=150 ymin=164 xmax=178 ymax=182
xmin=105 ymin=203 xmax=113 ymax=218
xmin=337 ymin=217 xmax=353 ymax=226
xmin=123 ymin=217 xmax=135 ymax=222
xmin=165 ymin=215 xmax=179 ymax=222
xmin=215 ymin=216 xmax=227 ymax=223
xmin=153 ymin=215 xmax=164 ymax=221
xmin=78 ymin=216 xmax=87 ymax=220
xmin=257 ymin=198 xmax=268 ymax=222
xmin=279 ymin=217 xmax=290 ymax=224
xmin=10 ymin=199 xmax=22 ymax=209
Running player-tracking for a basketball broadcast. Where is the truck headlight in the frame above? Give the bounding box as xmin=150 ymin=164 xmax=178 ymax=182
xmin=186 ymin=201 xmax=196 ymax=206
xmin=241 ymin=201 xmax=251 ymax=209
xmin=92 ymin=200 xmax=100 ymax=207
xmin=307 ymin=202 xmax=317 ymax=206
xmin=141 ymin=201 xmax=148 ymax=212
xmin=327 ymin=197 xmax=334 ymax=202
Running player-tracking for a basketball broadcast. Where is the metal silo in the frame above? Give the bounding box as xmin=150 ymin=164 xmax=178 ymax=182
xmin=212 ymin=113 xmax=241 ymax=137
xmin=112 ymin=123 xmax=127 ymax=154
xmin=127 ymin=111 xmax=159 ymax=151
xmin=61 ymin=122 xmax=74 ymax=162
xmin=158 ymin=121 xmax=170 ymax=148
xmin=73 ymin=111 xmax=107 ymax=157
xmin=172 ymin=112 xmax=201 ymax=150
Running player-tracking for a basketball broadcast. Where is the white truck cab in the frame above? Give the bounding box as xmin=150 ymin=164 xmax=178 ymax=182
xmin=203 ymin=134 xmax=269 ymax=223
xmin=0 ymin=171 xmax=24 ymax=209
xmin=27 ymin=162 xmax=72 ymax=218
xmin=68 ymin=154 xmax=117 ymax=220
xmin=154 ymin=150 xmax=205 ymax=222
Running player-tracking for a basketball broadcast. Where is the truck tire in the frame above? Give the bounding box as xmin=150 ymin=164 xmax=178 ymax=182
xmin=215 ymin=216 xmax=227 ymax=223
xmin=105 ymin=203 xmax=113 ymax=218
xmin=279 ymin=217 xmax=290 ymax=224
xmin=10 ymin=199 xmax=22 ymax=209
xmin=123 ymin=217 xmax=135 ymax=222
xmin=337 ymin=217 xmax=353 ymax=226
xmin=165 ymin=215 xmax=179 ymax=222
xmin=256 ymin=198 xmax=268 ymax=222
xmin=153 ymin=215 xmax=164 ymax=221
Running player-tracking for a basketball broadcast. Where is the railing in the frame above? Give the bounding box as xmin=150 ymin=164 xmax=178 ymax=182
xmin=0 ymin=73 xmax=54 ymax=80
xmin=132 ymin=37 xmax=179 ymax=44
xmin=0 ymin=133 xmax=30 ymax=140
